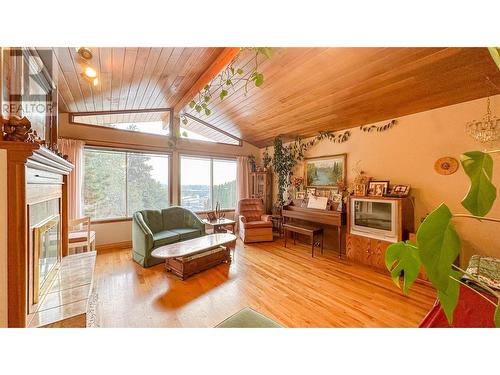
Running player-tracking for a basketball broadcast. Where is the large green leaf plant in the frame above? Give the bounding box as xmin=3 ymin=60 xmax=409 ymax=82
xmin=385 ymin=150 xmax=500 ymax=327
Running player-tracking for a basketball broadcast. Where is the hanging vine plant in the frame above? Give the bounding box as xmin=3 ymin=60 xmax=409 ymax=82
xmin=181 ymin=47 xmax=273 ymax=125
xmin=488 ymin=47 xmax=500 ymax=70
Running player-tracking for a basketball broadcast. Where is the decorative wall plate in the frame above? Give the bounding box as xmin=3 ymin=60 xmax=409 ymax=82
xmin=434 ymin=157 xmax=459 ymax=175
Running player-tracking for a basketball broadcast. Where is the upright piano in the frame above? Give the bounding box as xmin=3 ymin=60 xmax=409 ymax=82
xmin=282 ymin=202 xmax=346 ymax=256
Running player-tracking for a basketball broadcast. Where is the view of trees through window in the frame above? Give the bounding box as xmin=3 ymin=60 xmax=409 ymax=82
xmin=83 ymin=148 xmax=170 ymax=219
xmin=180 ymin=156 xmax=236 ymax=212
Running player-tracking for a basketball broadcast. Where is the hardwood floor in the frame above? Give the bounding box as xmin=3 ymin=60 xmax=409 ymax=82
xmin=94 ymin=238 xmax=436 ymax=327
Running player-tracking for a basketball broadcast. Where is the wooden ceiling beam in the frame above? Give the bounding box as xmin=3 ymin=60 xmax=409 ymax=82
xmin=173 ymin=47 xmax=241 ymax=114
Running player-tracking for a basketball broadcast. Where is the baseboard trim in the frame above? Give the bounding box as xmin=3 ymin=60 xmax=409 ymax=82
xmin=96 ymin=241 xmax=132 ymax=252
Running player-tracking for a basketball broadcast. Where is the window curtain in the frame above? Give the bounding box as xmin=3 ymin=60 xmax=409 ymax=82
xmin=235 ymin=156 xmax=250 ymax=230
xmin=57 ymin=138 xmax=85 ymax=220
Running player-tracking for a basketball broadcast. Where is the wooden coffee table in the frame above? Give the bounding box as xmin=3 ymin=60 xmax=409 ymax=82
xmin=202 ymin=218 xmax=236 ymax=234
xmin=151 ymin=233 xmax=236 ymax=280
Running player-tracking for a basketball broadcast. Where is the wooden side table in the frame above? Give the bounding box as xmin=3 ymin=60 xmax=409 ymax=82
xmin=202 ymin=218 xmax=236 ymax=234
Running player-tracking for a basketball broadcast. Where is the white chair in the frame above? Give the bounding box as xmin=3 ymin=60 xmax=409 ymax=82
xmin=68 ymin=217 xmax=96 ymax=254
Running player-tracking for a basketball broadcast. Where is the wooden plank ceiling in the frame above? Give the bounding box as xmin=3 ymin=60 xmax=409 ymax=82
xmin=54 ymin=47 xmax=223 ymax=113
xmin=52 ymin=47 xmax=243 ymax=142
xmin=54 ymin=48 xmax=500 ymax=148
xmin=182 ymin=47 xmax=500 ymax=147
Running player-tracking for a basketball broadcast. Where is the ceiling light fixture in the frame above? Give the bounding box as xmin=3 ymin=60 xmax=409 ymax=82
xmin=75 ymin=47 xmax=99 ymax=86
xmin=76 ymin=47 xmax=93 ymax=60
xmin=81 ymin=66 xmax=99 ymax=86
xmin=84 ymin=66 xmax=97 ymax=78
xmin=466 ymin=97 xmax=499 ymax=143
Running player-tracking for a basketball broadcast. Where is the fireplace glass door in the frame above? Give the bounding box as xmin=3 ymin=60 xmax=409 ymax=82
xmin=33 ymin=214 xmax=61 ymax=303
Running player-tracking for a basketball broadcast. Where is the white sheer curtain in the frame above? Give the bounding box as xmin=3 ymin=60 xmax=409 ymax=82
xmin=58 ymin=138 xmax=85 ymax=220
xmin=235 ymin=156 xmax=250 ymax=230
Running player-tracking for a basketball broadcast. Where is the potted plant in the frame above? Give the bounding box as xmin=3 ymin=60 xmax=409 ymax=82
xmin=385 ymin=150 xmax=500 ymax=327
xmin=262 ymin=147 xmax=272 ymax=172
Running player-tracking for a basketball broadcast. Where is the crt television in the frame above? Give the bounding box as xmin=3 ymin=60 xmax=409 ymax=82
xmin=350 ymin=197 xmax=399 ymax=243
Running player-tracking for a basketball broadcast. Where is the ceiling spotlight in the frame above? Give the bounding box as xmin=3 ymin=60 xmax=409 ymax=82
xmin=77 ymin=47 xmax=93 ymax=60
xmin=84 ymin=66 xmax=97 ymax=78
xmin=81 ymin=66 xmax=99 ymax=85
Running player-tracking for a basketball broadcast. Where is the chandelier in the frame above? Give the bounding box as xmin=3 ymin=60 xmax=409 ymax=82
xmin=466 ymin=97 xmax=499 ymax=143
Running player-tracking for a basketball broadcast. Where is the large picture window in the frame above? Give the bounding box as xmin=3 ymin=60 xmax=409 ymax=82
xmin=180 ymin=155 xmax=237 ymax=212
xmin=83 ymin=147 xmax=170 ymax=220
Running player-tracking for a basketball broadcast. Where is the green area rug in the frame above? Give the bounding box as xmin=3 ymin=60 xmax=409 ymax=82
xmin=215 ymin=307 xmax=283 ymax=328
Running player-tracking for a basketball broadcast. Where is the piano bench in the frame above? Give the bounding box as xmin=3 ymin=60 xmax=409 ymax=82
xmin=283 ymin=223 xmax=324 ymax=257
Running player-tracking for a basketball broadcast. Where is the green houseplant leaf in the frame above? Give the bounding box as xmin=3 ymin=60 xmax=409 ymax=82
xmin=385 ymin=241 xmax=421 ymax=295
xmin=495 ymin=304 xmax=500 ymax=328
xmin=437 ymin=270 xmax=461 ymax=324
xmin=488 ymin=47 xmax=500 ymax=71
xmin=417 ymin=203 xmax=461 ymax=291
xmin=256 ymin=47 xmax=273 ymax=59
xmin=254 ymin=72 xmax=264 ymax=87
xmin=460 ymin=151 xmax=497 ymax=217
xmin=219 ymin=89 xmax=228 ymax=100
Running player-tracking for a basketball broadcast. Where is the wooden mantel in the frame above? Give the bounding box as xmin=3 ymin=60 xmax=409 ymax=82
xmin=0 ymin=141 xmax=73 ymax=327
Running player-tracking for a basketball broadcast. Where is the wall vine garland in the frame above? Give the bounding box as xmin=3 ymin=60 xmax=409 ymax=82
xmin=359 ymin=119 xmax=397 ymax=132
xmin=271 ymin=120 xmax=397 ymax=207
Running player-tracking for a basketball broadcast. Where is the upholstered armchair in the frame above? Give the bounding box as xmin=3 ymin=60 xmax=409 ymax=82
xmin=132 ymin=206 xmax=206 ymax=267
xmin=238 ymin=198 xmax=273 ymax=243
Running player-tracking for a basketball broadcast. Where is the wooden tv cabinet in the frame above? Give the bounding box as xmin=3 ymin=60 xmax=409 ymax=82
xmin=346 ymin=196 xmax=414 ymax=272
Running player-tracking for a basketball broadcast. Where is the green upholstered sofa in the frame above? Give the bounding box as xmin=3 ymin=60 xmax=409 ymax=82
xmin=132 ymin=206 xmax=206 ymax=267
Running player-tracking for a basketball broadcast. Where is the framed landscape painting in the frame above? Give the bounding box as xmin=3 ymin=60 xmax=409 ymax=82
xmin=304 ymin=154 xmax=346 ymax=188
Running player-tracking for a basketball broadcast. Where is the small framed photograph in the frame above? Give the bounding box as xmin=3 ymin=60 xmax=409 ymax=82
xmin=368 ymin=181 xmax=389 ymax=197
xmin=206 ymin=211 xmax=217 ymax=222
xmin=296 ymin=191 xmax=306 ymax=200
xmin=318 ymin=189 xmax=329 ymax=198
xmin=354 ymin=184 xmax=367 ymax=197
xmin=306 ymin=187 xmax=316 ymax=197
xmin=328 ymin=188 xmax=339 ymax=199
xmin=390 ymin=184 xmax=411 ymax=197
xmin=331 ymin=193 xmax=342 ymax=203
